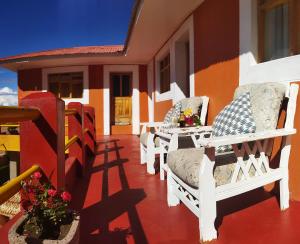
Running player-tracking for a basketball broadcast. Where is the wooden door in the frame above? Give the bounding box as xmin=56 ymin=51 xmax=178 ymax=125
xmin=115 ymin=97 xmax=132 ymax=125
xmin=110 ymin=73 xmax=132 ymax=125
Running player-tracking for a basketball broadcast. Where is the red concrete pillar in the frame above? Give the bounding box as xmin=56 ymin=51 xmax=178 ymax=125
xmin=67 ymin=102 xmax=85 ymax=175
xmin=83 ymin=106 xmax=96 ymax=156
xmin=20 ymin=92 xmax=65 ymax=190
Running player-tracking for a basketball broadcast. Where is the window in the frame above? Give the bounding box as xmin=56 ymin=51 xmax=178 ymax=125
xmin=159 ymin=53 xmax=170 ymax=93
xmin=48 ymin=72 xmax=83 ymax=98
xmin=111 ymin=73 xmax=132 ymax=97
xmin=258 ymin=0 xmax=300 ymax=62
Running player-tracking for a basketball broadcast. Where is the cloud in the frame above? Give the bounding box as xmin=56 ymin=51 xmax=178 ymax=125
xmin=0 ymin=87 xmax=18 ymax=106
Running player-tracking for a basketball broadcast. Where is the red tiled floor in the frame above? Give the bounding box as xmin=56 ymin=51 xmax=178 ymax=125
xmin=1 ymin=135 xmax=299 ymax=243
xmin=72 ymin=135 xmax=300 ymax=244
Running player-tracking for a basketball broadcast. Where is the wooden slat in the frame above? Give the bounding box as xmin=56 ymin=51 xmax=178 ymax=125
xmin=65 ymin=135 xmax=79 ymax=151
xmin=0 ymin=124 xmax=20 ymax=127
xmin=0 ymin=106 xmax=40 ymax=123
xmin=65 ymin=108 xmax=77 ymax=116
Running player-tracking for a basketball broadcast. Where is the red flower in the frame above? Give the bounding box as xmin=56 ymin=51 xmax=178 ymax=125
xmin=33 ymin=172 xmax=42 ymax=180
xmin=61 ymin=191 xmax=72 ymax=202
xmin=48 ymin=189 xmax=57 ymax=197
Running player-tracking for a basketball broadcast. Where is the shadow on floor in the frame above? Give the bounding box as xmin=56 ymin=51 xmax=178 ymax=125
xmin=71 ymin=138 xmax=148 ymax=244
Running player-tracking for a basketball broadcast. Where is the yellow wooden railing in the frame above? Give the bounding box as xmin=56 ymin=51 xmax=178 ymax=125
xmin=65 ymin=135 xmax=79 ymax=151
xmin=65 ymin=108 xmax=77 ymax=116
xmin=0 ymin=106 xmax=40 ymax=123
xmin=0 ymin=165 xmax=40 ymax=205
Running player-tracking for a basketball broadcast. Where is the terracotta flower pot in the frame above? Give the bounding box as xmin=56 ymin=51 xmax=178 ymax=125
xmin=8 ymin=214 xmax=80 ymax=244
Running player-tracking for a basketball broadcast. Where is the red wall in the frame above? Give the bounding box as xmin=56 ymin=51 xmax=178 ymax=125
xmin=88 ymin=65 xmax=104 ymax=136
xmin=18 ymin=68 xmax=42 ymax=102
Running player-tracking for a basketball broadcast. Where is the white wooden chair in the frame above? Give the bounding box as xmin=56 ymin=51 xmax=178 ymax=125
xmin=165 ymin=83 xmax=298 ymax=242
xmin=140 ymin=96 xmax=209 ymax=175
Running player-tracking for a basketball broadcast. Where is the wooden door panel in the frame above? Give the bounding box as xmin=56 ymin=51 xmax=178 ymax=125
xmin=114 ymin=97 xmax=132 ymax=125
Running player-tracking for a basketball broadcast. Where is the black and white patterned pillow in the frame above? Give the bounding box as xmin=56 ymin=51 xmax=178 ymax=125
xmin=163 ymin=102 xmax=181 ymax=124
xmin=212 ymin=92 xmax=256 ymax=153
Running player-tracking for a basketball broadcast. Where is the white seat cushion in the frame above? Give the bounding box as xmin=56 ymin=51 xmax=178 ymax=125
xmin=167 ymin=148 xmax=260 ymax=188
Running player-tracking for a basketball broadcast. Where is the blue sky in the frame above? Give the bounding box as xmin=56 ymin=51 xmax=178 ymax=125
xmin=0 ymin=0 xmax=134 ymax=95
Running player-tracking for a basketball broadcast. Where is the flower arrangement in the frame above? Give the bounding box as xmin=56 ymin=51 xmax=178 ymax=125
xmin=182 ymin=108 xmax=202 ymax=126
xmin=19 ymin=171 xmax=73 ymax=240
xmin=183 ymin=108 xmax=193 ymax=118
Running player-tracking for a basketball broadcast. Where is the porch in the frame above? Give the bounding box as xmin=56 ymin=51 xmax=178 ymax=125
xmin=2 ymin=135 xmax=298 ymax=244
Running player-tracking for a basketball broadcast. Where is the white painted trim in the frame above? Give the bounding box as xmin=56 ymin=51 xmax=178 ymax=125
xmin=189 ymin=17 xmax=195 ymax=97
xmin=239 ymin=0 xmax=300 ymax=85
xmin=147 ymin=61 xmax=154 ymax=122
xmin=103 ymin=65 xmax=140 ymax=135
xmin=155 ymin=16 xmax=195 ymax=103
xmin=42 ymin=66 xmax=89 ymax=104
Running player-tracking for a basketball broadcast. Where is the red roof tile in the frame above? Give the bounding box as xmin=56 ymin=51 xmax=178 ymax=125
xmin=0 ymin=45 xmax=124 ymax=63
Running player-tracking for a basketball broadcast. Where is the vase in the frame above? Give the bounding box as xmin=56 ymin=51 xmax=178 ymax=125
xmin=8 ymin=214 xmax=80 ymax=244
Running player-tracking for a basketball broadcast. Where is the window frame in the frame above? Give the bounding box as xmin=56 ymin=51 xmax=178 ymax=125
xmin=159 ymin=53 xmax=171 ymax=94
xmin=48 ymin=72 xmax=84 ymax=99
xmin=42 ymin=66 xmax=89 ymax=105
xmin=258 ymin=0 xmax=300 ymax=62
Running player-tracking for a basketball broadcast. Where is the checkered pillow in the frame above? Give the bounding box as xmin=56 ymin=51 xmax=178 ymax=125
xmin=212 ymin=92 xmax=256 ymax=153
xmin=163 ymin=102 xmax=181 ymax=124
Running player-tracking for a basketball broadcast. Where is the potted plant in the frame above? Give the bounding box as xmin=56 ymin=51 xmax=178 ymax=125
xmin=8 ymin=171 xmax=80 ymax=243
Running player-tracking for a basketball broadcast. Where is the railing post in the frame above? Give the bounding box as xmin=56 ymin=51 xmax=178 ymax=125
xmin=20 ymin=92 xmax=65 ymax=190
xmin=68 ymin=102 xmax=85 ymax=175
xmin=83 ymin=106 xmax=96 ymax=156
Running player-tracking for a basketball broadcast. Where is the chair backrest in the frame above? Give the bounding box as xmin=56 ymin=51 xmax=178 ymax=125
xmin=234 ymin=82 xmax=287 ymax=132
xmin=178 ymin=96 xmax=209 ymax=125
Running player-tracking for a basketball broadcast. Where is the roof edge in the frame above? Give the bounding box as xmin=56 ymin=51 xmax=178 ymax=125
xmin=123 ymin=0 xmax=143 ymax=55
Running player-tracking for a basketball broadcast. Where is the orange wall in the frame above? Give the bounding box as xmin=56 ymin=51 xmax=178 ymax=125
xmin=193 ymin=0 xmax=239 ymax=124
xmin=139 ymin=65 xmax=149 ymax=123
xmin=88 ymin=65 xmax=104 ymax=136
xmin=18 ymin=68 xmax=42 ymax=102
xmin=154 ymin=100 xmax=173 ymax=121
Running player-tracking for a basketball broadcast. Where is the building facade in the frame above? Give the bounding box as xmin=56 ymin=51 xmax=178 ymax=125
xmin=1 ymin=0 xmax=300 ymax=199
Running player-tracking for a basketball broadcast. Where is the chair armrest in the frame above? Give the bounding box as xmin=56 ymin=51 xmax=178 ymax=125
xmin=140 ymin=121 xmax=164 ymax=134
xmin=194 ymin=128 xmax=296 ymax=148
xmin=140 ymin=121 xmax=164 ymax=127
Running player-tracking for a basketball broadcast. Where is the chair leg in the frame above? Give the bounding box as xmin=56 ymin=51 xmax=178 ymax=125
xmin=199 ymin=198 xmax=217 ymax=242
xmin=280 ymin=171 xmax=290 ymax=210
xmin=167 ymin=171 xmax=180 ymax=206
xmin=160 ymin=151 xmax=165 ymax=180
xmin=146 ymin=148 xmax=155 ymax=174
xmin=140 ymin=144 xmax=146 ymax=164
